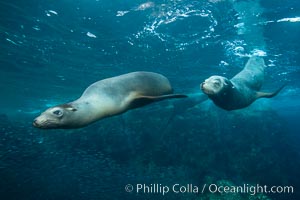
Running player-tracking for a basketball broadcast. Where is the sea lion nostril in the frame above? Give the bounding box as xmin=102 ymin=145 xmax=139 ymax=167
xmin=33 ymin=119 xmax=38 ymax=127
xmin=200 ymin=83 xmax=205 ymax=89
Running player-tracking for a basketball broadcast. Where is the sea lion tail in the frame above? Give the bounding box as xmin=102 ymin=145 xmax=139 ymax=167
xmin=256 ymin=84 xmax=286 ymax=98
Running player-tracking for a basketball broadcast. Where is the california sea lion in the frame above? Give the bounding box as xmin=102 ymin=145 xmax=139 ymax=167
xmin=33 ymin=72 xmax=187 ymax=129
xmin=200 ymin=56 xmax=285 ymax=111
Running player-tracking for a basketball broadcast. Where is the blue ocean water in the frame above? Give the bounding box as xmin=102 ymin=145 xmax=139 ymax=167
xmin=0 ymin=0 xmax=300 ymax=200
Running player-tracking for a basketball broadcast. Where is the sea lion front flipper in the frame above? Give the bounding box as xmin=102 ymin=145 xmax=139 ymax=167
xmin=256 ymin=84 xmax=286 ymax=98
xmin=129 ymin=94 xmax=187 ymax=109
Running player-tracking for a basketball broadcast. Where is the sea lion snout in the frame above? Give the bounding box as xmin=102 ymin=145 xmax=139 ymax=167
xmin=200 ymin=80 xmax=215 ymax=95
xmin=33 ymin=119 xmax=38 ymax=127
xmin=32 ymin=117 xmax=45 ymax=128
xmin=33 ymin=116 xmax=59 ymax=129
xmin=200 ymin=82 xmax=208 ymax=94
xmin=200 ymin=82 xmax=204 ymax=89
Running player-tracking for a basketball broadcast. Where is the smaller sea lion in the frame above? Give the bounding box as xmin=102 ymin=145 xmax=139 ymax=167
xmin=200 ymin=56 xmax=285 ymax=111
xmin=33 ymin=72 xmax=187 ymax=129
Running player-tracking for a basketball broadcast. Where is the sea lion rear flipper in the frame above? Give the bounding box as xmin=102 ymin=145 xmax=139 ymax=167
xmin=130 ymin=94 xmax=187 ymax=109
xmin=256 ymin=84 xmax=286 ymax=98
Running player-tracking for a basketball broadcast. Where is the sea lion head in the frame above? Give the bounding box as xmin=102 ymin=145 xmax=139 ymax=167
xmin=33 ymin=104 xmax=78 ymax=129
xmin=200 ymin=75 xmax=232 ymax=96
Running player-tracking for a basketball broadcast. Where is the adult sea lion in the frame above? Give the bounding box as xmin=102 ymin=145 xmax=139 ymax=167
xmin=33 ymin=72 xmax=187 ymax=129
xmin=200 ymin=56 xmax=285 ymax=111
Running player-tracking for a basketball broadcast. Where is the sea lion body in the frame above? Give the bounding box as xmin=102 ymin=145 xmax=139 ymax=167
xmin=33 ymin=72 xmax=186 ymax=129
xmin=201 ymin=56 xmax=284 ymax=110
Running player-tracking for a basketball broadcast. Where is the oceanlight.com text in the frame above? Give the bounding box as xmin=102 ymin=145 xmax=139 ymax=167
xmin=207 ymin=183 xmax=294 ymax=196
xmin=124 ymin=183 xmax=294 ymax=196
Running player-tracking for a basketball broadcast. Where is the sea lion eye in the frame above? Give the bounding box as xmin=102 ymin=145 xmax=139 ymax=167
xmin=213 ymin=81 xmax=220 ymax=86
xmin=53 ymin=110 xmax=63 ymax=116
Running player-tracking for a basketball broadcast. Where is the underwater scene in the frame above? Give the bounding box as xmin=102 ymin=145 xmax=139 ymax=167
xmin=1 ymin=0 xmax=300 ymax=199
